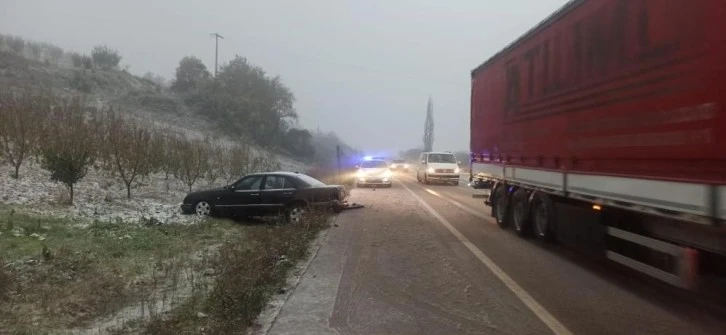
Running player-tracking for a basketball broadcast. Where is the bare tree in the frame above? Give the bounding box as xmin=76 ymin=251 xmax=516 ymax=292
xmin=222 ymin=143 xmax=253 ymax=185
xmin=175 ymin=137 xmax=208 ymax=192
xmin=101 ymin=109 xmax=154 ymax=199
xmin=423 ymin=96 xmax=434 ymax=152
xmin=39 ymin=97 xmax=96 ymax=204
xmin=0 ymin=90 xmax=46 ymax=178
xmin=204 ymin=138 xmax=224 ymax=186
xmin=154 ymin=130 xmax=181 ymax=181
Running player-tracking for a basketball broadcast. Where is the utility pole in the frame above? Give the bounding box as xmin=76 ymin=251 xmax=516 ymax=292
xmin=210 ymin=33 xmax=224 ymax=77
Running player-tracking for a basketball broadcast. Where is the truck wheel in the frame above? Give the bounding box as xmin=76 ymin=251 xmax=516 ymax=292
xmin=492 ymin=185 xmax=510 ymax=228
xmin=512 ymin=189 xmax=531 ymax=237
xmin=532 ymin=192 xmax=556 ymax=242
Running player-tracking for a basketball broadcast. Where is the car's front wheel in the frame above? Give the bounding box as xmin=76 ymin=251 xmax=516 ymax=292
xmin=195 ymin=201 xmax=213 ymax=216
xmin=287 ymin=203 xmax=306 ymax=223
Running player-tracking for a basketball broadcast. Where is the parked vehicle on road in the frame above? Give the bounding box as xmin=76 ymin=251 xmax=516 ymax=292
xmin=468 ymin=0 xmax=726 ymax=294
xmin=417 ymin=152 xmax=461 ymax=185
xmin=181 ymin=172 xmax=347 ymax=222
xmin=356 ymin=159 xmax=393 ymax=188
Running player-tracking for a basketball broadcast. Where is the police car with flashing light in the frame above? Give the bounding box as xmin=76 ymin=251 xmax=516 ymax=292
xmin=355 ymin=158 xmax=393 ymax=188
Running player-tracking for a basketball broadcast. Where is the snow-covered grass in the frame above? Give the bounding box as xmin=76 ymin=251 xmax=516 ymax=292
xmin=0 ymin=208 xmax=243 ymax=333
xmin=1 ymin=159 xmax=199 ymax=226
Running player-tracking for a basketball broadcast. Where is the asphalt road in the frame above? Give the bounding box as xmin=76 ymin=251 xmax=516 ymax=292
xmin=267 ymin=172 xmax=726 ymax=335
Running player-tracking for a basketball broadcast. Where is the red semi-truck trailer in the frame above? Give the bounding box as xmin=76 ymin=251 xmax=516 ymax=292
xmin=469 ymin=0 xmax=725 ymax=293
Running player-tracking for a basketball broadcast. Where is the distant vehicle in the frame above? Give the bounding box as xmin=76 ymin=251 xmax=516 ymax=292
xmin=416 ymin=152 xmax=461 ymax=185
xmin=356 ymin=159 xmax=393 ymax=188
xmin=389 ymin=159 xmax=409 ymax=172
xmin=468 ymin=0 xmax=726 ymax=292
xmin=180 ymin=172 xmax=347 ymax=222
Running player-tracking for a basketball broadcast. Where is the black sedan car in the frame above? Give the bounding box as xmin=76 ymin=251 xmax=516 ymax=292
xmin=181 ymin=172 xmax=347 ymax=222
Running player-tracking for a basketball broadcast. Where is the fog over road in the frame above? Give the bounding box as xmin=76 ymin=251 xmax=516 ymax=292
xmin=267 ymin=172 xmax=726 ymax=335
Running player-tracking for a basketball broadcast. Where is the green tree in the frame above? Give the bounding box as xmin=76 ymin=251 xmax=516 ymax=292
xmin=171 ymin=56 xmax=210 ymax=93
xmin=193 ymin=56 xmax=297 ymax=146
xmin=282 ymin=128 xmax=314 ymax=160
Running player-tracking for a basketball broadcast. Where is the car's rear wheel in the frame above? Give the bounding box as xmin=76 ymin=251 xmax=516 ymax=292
xmin=195 ymin=201 xmax=213 ymax=217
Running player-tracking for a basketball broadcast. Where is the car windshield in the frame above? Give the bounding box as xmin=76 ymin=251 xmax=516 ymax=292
xmin=361 ymin=160 xmax=388 ymax=168
xmin=427 ymin=154 xmax=457 ymax=163
xmin=296 ymin=174 xmax=326 ymax=187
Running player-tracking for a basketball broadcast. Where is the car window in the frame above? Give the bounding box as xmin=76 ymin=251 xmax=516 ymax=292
xmin=296 ymin=174 xmax=326 ymax=187
xmin=235 ymin=176 xmax=263 ymax=190
xmin=427 ymin=154 xmax=457 ymax=163
xmin=361 ymin=160 xmax=388 ymax=168
xmin=263 ymin=176 xmax=291 ymax=190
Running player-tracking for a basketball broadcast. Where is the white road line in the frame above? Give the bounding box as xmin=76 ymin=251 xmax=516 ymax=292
xmin=400 ymin=181 xmax=574 ymax=335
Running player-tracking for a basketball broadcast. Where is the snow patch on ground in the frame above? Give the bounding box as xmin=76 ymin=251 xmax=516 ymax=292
xmin=2 ymin=160 xmax=211 ymax=225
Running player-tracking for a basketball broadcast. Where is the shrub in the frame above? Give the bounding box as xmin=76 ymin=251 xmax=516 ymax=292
xmin=39 ymin=97 xmax=96 ymax=204
xmin=70 ymin=71 xmax=93 ymax=93
xmin=70 ymin=53 xmax=83 ymax=68
xmin=7 ymin=36 xmax=24 ymax=55
xmin=91 ymin=45 xmax=121 ymax=70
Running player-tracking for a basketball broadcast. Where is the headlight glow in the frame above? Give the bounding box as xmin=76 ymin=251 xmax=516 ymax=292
xmin=383 ymin=170 xmax=393 ymax=178
xmin=427 ymin=167 xmax=435 ymax=173
xmin=404 ymin=164 xmax=409 ymax=168
xmin=454 ymin=167 xmax=460 ymax=173
xmin=356 ymin=169 xmax=366 ymax=178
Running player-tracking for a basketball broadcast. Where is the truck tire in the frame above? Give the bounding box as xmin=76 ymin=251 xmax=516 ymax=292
xmin=492 ymin=185 xmax=510 ymax=228
xmin=512 ymin=189 xmax=531 ymax=237
xmin=531 ymin=192 xmax=556 ymax=242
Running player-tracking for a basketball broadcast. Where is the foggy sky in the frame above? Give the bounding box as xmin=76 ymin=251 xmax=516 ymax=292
xmin=0 ymin=0 xmax=568 ymax=154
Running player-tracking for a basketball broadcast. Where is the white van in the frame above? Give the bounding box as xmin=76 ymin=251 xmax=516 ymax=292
xmin=416 ymin=152 xmax=461 ymax=185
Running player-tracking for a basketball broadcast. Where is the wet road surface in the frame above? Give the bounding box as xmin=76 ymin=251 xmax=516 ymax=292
xmin=267 ymin=173 xmax=726 ymax=335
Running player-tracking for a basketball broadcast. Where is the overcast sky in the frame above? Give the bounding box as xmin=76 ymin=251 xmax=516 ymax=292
xmin=1 ymin=0 xmax=567 ymax=154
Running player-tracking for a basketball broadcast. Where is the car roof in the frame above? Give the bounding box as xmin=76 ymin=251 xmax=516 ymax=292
xmin=248 ymin=171 xmax=305 ymax=177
